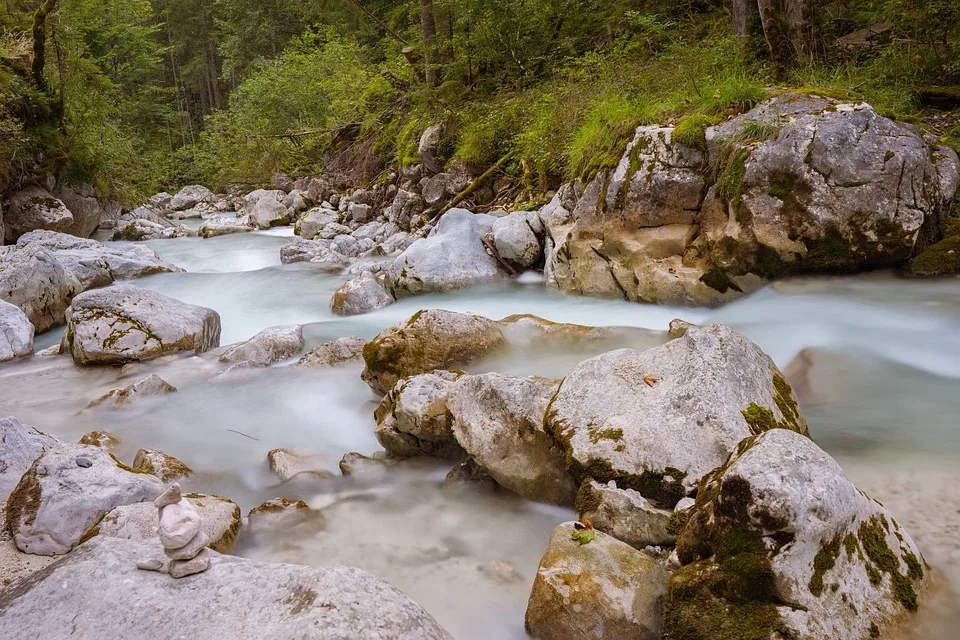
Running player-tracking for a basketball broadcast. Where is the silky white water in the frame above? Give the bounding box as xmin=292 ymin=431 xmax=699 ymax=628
xmin=3 ymin=230 xmax=959 ymax=638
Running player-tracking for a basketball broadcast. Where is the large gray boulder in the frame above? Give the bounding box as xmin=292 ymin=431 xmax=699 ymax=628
xmin=198 ymin=216 xmax=253 ymax=238
xmin=0 ymin=244 xmax=81 ymax=333
xmin=331 ymin=271 xmax=394 ymax=316
xmin=5 ymin=444 xmax=164 ymax=555
xmin=545 ymin=324 xmax=808 ymax=507
xmin=361 ymin=309 xmax=506 ymax=394
xmin=418 ymin=124 xmax=444 ymax=174
xmin=218 ymin=324 xmax=303 ymax=367
xmin=64 ymin=285 xmax=221 ymax=365
xmin=667 ymin=428 xmax=927 ymax=640
xmin=525 ymin=522 xmax=668 ymax=640
xmin=295 ymin=207 xmax=338 ymax=239
xmin=374 ymin=371 xmax=464 ymax=459
xmin=0 ymin=299 xmax=34 ymax=362
xmin=0 ymin=537 xmax=452 ymax=639
xmin=169 ymin=185 xmax=213 ymax=211
xmin=0 ymin=417 xmax=63 ymax=502
xmin=575 ymin=479 xmax=674 ymax=549
xmin=492 ymin=210 xmax=543 ymax=268
xmin=3 ymin=186 xmax=74 ymax=242
xmin=386 ymin=209 xmax=508 ymax=298
xmin=447 ymin=373 xmax=575 ymax=505
xmin=54 ymin=184 xmax=103 ymax=238
xmin=244 ymin=189 xmax=291 ymax=229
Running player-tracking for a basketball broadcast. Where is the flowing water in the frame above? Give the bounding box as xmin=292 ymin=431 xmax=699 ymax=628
xmin=3 ymin=229 xmax=960 ymax=638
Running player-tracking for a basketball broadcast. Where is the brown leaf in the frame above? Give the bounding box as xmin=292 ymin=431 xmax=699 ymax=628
xmin=643 ymin=374 xmax=658 ymax=387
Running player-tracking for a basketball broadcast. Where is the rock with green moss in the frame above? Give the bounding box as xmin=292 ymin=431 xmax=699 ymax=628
xmin=132 ymin=448 xmax=193 ymax=483
xmin=666 ymin=428 xmax=927 ymax=640
xmin=905 ymin=232 xmax=960 ymax=277
xmin=361 ymin=309 xmax=506 ymax=394
xmin=375 ymin=371 xmax=465 ymax=459
xmin=0 ymin=417 xmax=64 ymax=502
xmin=64 ymin=285 xmax=221 ymax=365
xmin=525 ymin=521 xmax=668 ymax=640
xmin=5 ymin=444 xmax=164 ymax=555
xmin=3 ymin=186 xmax=75 ymax=242
xmin=545 ymin=324 xmax=808 ymax=508
xmin=576 ymin=479 xmax=675 ymax=548
xmin=447 ymin=373 xmax=574 ymax=505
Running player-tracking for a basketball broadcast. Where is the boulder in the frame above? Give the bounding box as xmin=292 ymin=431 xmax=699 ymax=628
xmin=64 ymin=285 xmax=221 ymax=365
xmin=666 ymin=429 xmax=928 ymax=640
xmin=247 ymin=498 xmax=320 ymax=533
xmin=0 ymin=244 xmax=80 ymax=332
xmin=492 ymin=210 xmax=544 ymax=268
xmin=267 ymin=449 xmax=335 ymax=482
xmin=132 ymin=448 xmax=192 ymax=482
xmin=5 ymin=445 xmax=164 ymax=555
xmin=279 ymin=238 xmax=332 ymax=264
xmin=386 ymin=209 xmax=508 ymax=298
xmin=219 ymin=324 xmax=303 ymax=367
xmin=54 ymin=184 xmax=103 ymax=238
xmin=198 ymin=217 xmax=253 ymax=238
xmin=0 ymin=299 xmax=34 ymax=362
xmin=575 ymin=479 xmax=674 ymax=548
xmin=347 ymin=202 xmax=374 ymax=224
xmin=88 ymin=374 xmax=177 ymax=409
xmin=384 ymin=190 xmax=425 ymax=232
xmin=330 ymin=234 xmax=375 ymax=258
xmin=0 ymin=417 xmax=62 ymax=502
xmin=545 ymin=324 xmax=808 ymax=507
xmin=295 ymin=207 xmax=338 ymax=239
xmin=447 ymin=374 xmax=575 ymax=505
xmin=169 ymin=185 xmax=213 ymax=211
xmin=112 ymin=218 xmax=196 ymax=241
xmin=374 ymin=371 xmax=464 ymax=459
xmin=418 ymin=124 xmax=444 ymax=175
xmin=331 ymin=271 xmax=394 ymax=316
xmin=78 ymin=431 xmax=120 ymax=452
xmin=0 ymin=536 xmax=452 ymax=639
xmin=525 ymin=522 xmax=668 ymax=640
xmin=361 ymin=309 xmax=506 ymax=394
xmin=3 ymin=186 xmax=74 ymax=241
xmin=294 ymin=336 xmax=366 ymax=368
xmin=91 ymin=492 xmax=241 ymax=553
xmin=244 ymin=189 xmax=291 ymax=229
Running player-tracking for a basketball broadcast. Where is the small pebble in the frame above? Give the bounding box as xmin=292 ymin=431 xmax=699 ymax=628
xmin=76 ymin=456 xmax=93 ymax=468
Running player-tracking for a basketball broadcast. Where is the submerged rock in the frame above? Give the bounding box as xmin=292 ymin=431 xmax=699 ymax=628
xmin=0 ymin=299 xmax=34 ymax=362
xmin=219 ymin=324 xmax=304 ymax=367
xmin=247 ymin=498 xmax=320 ymax=533
xmin=87 ymin=374 xmax=177 ymax=409
xmin=361 ymin=309 xmax=506 ymax=394
xmin=0 ymin=536 xmax=452 ymax=639
xmin=198 ymin=216 xmax=253 ymax=238
xmin=294 ymin=336 xmax=366 ymax=368
xmin=447 ymin=373 xmax=574 ymax=505
xmin=5 ymin=444 xmax=164 ymax=555
xmin=267 ymin=448 xmax=335 ymax=482
xmin=375 ymin=371 xmax=464 ymax=459
xmin=331 ymin=271 xmax=395 ymax=316
xmin=64 ymin=285 xmax=221 ymax=365
xmin=525 ymin=522 xmax=668 ymax=640
xmin=666 ymin=428 xmax=928 ymax=640
xmin=386 ymin=209 xmax=508 ymax=298
xmin=132 ymin=448 xmax=193 ymax=482
xmin=545 ymin=324 xmax=808 ymax=507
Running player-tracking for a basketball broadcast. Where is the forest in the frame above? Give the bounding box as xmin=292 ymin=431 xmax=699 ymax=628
xmin=1 ymin=0 xmax=958 ymax=205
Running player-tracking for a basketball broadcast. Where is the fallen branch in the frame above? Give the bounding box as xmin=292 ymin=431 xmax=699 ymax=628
xmin=226 ymin=429 xmax=259 ymax=441
xmin=439 ymin=152 xmax=513 ymax=215
xmin=481 ymin=233 xmax=520 ymax=278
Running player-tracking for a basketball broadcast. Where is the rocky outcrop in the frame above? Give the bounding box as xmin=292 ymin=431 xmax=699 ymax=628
xmin=0 ymin=417 xmax=62 ymax=501
xmin=198 ymin=216 xmax=253 ymax=238
xmin=545 ymin=324 xmax=808 ymax=507
xmin=0 ymin=300 xmax=34 ymax=362
xmin=294 ymin=336 xmax=366 ymax=368
xmin=219 ymin=324 xmax=303 ymax=367
xmin=3 ymin=186 xmax=75 ymax=241
xmin=87 ymin=374 xmax=177 ymax=409
xmin=548 ymin=95 xmax=959 ymax=306
xmin=492 ymin=210 xmax=544 ymax=268
xmin=575 ymin=479 xmax=674 ymax=548
xmin=295 ymin=207 xmax=338 ymax=239
xmin=525 ymin=522 xmax=668 ymax=640
xmin=331 ymin=271 xmax=394 ymax=316
xmin=374 ymin=371 xmax=464 ymax=458
xmin=64 ymin=285 xmax=221 ymax=365
xmin=169 ymin=185 xmax=213 ymax=211
xmin=447 ymin=373 xmax=575 ymax=505
xmin=666 ymin=428 xmax=928 ymax=640
xmin=0 ymin=536 xmax=452 ymax=639
xmin=0 ymin=244 xmax=80 ymax=333
xmin=361 ymin=309 xmax=506 ymax=394
xmin=244 ymin=189 xmax=291 ymax=229
xmin=5 ymin=444 xmax=164 ymax=555
xmin=386 ymin=209 xmax=508 ymax=298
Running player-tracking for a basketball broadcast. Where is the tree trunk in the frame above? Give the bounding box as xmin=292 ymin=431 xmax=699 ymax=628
xmin=757 ymin=0 xmax=811 ymax=67
xmin=420 ymin=0 xmax=437 ymax=85
xmin=731 ymin=0 xmax=756 ymax=37
xmin=31 ymin=0 xmax=59 ymax=89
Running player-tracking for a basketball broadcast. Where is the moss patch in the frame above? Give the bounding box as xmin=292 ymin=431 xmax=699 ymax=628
xmin=574 ymin=482 xmax=603 ymax=517
xmin=699 ymin=269 xmax=743 ymax=294
xmin=858 ymin=516 xmax=921 ymax=611
xmin=905 ymin=233 xmax=960 ymax=277
xmin=672 ymin=114 xmax=719 ymax=151
xmin=809 ymin=533 xmax=843 ymax=597
xmin=4 ymin=463 xmax=42 ymax=532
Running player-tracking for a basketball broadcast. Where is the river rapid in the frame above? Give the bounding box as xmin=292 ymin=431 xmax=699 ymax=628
xmin=2 ymin=228 xmax=959 ymax=639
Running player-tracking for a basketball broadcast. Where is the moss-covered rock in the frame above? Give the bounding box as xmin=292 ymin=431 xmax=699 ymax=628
xmin=904 ymin=233 xmax=960 ymax=277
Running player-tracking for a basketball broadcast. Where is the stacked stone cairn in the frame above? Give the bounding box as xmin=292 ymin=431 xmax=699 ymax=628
xmin=135 ymin=484 xmax=211 ymax=578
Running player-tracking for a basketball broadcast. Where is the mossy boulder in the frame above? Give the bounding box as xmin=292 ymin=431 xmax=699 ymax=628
xmin=576 ymin=479 xmax=675 ymax=549
xmin=131 ymin=448 xmax=192 ymax=483
xmin=0 ymin=417 xmax=63 ymax=502
xmin=525 ymin=522 xmax=668 ymax=640
xmin=375 ymin=371 xmax=464 ymax=459
xmin=545 ymin=324 xmax=808 ymax=508
xmin=904 ymin=232 xmax=960 ymax=277
xmin=361 ymin=309 xmax=505 ymax=394
xmin=6 ymin=444 xmax=164 ymax=555
xmin=64 ymin=285 xmax=221 ymax=365
xmin=3 ymin=186 xmax=74 ymax=242
xmin=447 ymin=373 xmax=575 ymax=505
xmin=665 ymin=429 xmax=927 ymax=640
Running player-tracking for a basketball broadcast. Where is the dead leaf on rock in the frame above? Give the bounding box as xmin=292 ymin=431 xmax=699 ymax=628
xmin=643 ymin=374 xmax=658 ymax=387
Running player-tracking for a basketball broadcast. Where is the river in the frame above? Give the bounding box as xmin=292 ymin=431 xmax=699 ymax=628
xmin=2 ymin=228 xmax=959 ymax=639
